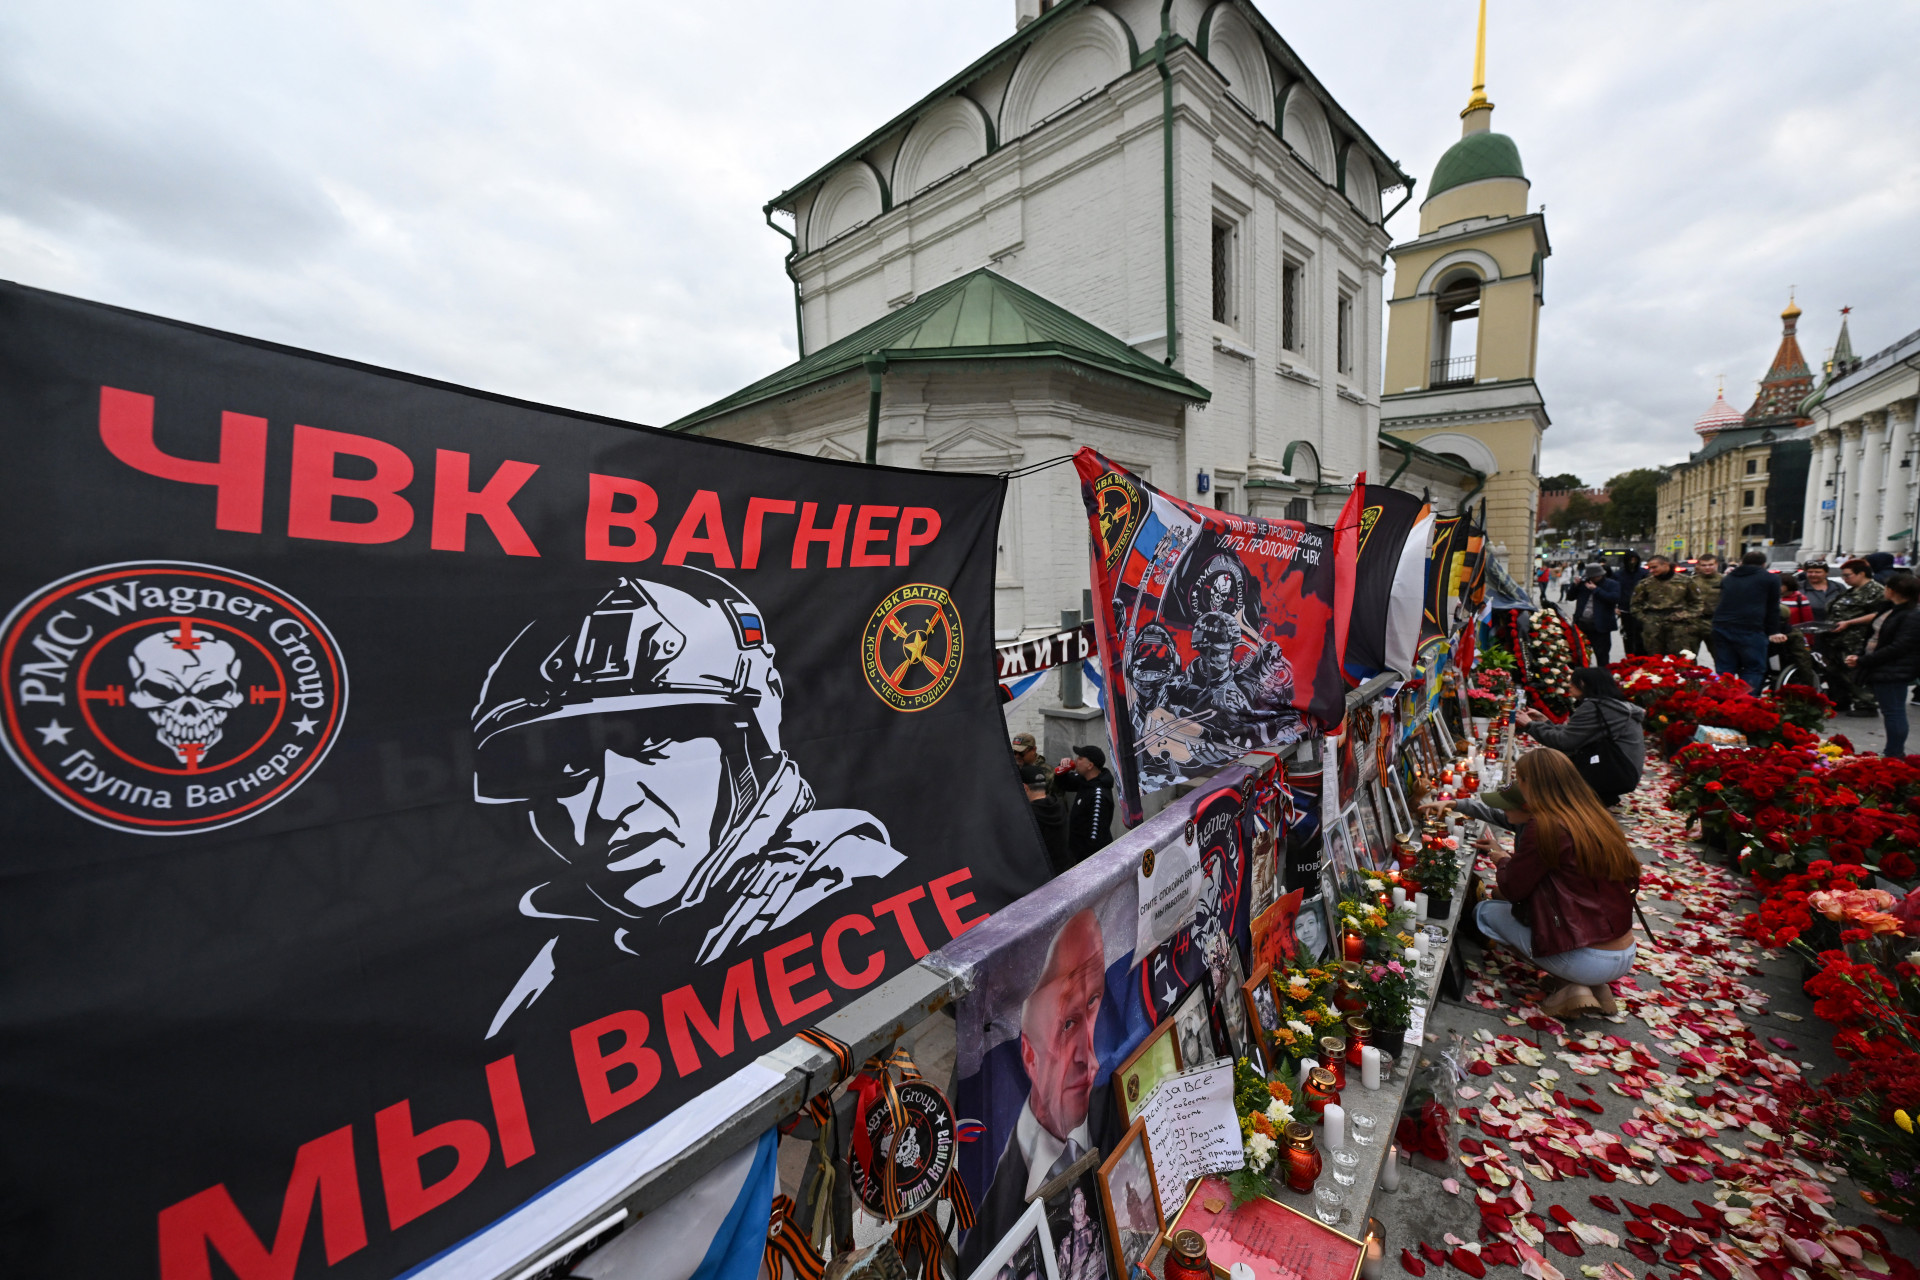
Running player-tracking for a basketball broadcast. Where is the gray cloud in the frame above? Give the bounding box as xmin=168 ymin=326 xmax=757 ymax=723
xmin=0 ymin=0 xmax=1914 ymax=486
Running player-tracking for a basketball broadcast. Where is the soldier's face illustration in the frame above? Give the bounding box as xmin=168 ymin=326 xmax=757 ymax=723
xmin=546 ymin=733 xmax=726 ymax=911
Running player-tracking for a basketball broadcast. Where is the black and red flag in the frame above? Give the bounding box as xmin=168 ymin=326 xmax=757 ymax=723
xmin=1344 ymin=485 xmax=1433 ymax=681
xmin=1074 ymin=449 xmax=1359 ymax=821
xmin=0 ymin=281 xmax=1049 ymax=1279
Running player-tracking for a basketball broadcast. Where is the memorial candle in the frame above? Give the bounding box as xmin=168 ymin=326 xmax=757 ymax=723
xmin=1323 ymin=1101 xmax=1346 ymax=1149
xmin=1380 ymin=1145 xmax=1401 ymax=1190
xmin=1415 ymin=891 xmax=1430 ymax=920
xmin=1361 ymin=1045 xmax=1381 ymax=1090
xmin=1391 ymin=886 xmax=1407 ymax=910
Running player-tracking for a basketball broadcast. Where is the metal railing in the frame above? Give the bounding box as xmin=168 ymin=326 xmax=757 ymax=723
xmin=1430 ymin=355 xmax=1476 ymax=387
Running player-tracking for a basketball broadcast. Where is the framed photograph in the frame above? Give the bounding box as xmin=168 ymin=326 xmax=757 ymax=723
xmin=1043 ymin=1169 xmax=1113 ymax=1280
xmin=1317 ymin=854 xmax=1344 ymax=954
xmin=1434 ymin=714 xmax=1457 ymax=758
xmin=1241 ymin=961 xmax=1281 ymax=1061
xmin=1114 ymin=1018 xmax=1179 ymax=1125
xmin=1385 ymin=768 xmax=1414 ymax=839
xmin=1248 ymin=809 xmax=1280 ymax=918
xmin=1171 ymin=984 xmax=1219 ymax=1071
xmin=1216 ymin=943 xmax=1255 ymax=1063
xmin=1097 ymin=1120 xmax=1166 ymax=1280
xmin=1324 ymin=806 xmax=1359 ymax=882
xmin=964 ymin=1197 xmax=1062 ymax=1280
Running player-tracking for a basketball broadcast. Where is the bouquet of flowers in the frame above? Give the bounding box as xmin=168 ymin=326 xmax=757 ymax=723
xmin=1362 ymin=956 xmax=1417 ymax=1031
xmin=1465 ymin=668 xmax=1508 ymax=717
xmin=1232 ymin=1056 xmax=1297 ymax=1202
xmin=1270 ymin=964 xmax=1338 ymax=1062
xmin=1499 ymin=607 xmax=1587 ymax=721
xmin=1610 ymin=653 xmax=1713 ymax=706
xmin=1409 ymin=830 xmax=1462 ymax=903
xmin=1337 ymin=890 xmax=1416 ymax=957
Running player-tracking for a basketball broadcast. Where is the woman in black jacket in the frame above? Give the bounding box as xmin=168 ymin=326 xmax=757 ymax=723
xmin=1513 ymin=667 xmax=1647 ymax=805
xmin=1846 ymin=573 xmax=1920 ymax=757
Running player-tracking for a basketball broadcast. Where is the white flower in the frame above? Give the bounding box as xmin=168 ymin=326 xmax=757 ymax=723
xmin=1266 ymin=1099 xmax=1296 ymax=1128
xmin=1365 ymin=877 xmax=1385 ymax=892
xmin=1247 ymin=1131 xmax=1276 ymax=1172
xmin=1288 ymin=1019 xmax=1314 ymax=1038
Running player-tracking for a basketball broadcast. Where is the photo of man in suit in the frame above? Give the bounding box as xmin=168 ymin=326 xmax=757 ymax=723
xmin=960 ymin=909 xmax=1105 ymax=1273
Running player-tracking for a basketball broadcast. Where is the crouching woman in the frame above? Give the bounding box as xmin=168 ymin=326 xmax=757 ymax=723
xmin=1475 ymin=747 xmax=1640 ymax=1019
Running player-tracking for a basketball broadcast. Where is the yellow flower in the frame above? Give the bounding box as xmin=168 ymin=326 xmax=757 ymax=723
xmin=1898 ymin=1109 xmax=1914 ymax=1134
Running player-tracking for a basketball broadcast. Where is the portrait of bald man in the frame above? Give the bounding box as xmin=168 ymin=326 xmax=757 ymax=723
xmin=959 ymin=908 xmax=1105 ymax=1273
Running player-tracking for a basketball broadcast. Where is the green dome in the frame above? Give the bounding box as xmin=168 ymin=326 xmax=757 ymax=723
xmin=1427 ymin=131 xmax=1526 ymax=200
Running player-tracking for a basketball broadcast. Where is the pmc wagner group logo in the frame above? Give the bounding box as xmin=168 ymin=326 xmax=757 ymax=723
xmin=861 ymin=583 xmax=962 ymax=712
xmin=1 ymin=562 xmax=346 ymax=835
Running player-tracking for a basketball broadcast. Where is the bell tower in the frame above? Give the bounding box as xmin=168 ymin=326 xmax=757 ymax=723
xmin=1379 ymin=0 xmax=1551 ymax=578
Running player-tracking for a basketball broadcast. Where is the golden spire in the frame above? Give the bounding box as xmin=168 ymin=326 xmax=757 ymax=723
xmin=1462 ymin=0 xmax=1493 ymax=116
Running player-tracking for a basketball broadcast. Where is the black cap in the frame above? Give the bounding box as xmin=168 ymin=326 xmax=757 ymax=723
xmin=1073 ymin=744 xmax=1106 ymax=769
xmin=1018 ymin=763 xmax=1050 ymax=787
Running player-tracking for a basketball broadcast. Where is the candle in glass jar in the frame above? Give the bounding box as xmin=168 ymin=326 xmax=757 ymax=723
xmin=1361 ymin=1045 xmax=1381 ymax=1090
xmin=1381 ymin=1145 xmax=1401 ymax=1191
xmin=1323 ymin=1102 xmax=1346 ymax=1149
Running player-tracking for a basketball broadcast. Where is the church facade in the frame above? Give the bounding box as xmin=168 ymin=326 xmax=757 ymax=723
xmin=670 ymin=0 xmax=1461 ymax=661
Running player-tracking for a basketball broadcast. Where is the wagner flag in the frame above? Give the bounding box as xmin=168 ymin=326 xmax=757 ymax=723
xmin=1075 ymin=450 xmax=1351 ymax=821
xmin=1344 ymin=485 xmax=1431 ymax=681
xmin=0 ymin=282 xmax=1049 ymax=1280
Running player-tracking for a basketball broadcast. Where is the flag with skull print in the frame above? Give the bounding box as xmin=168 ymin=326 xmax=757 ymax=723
xmin=1075 ymin=449 xmax=1358 ymax=823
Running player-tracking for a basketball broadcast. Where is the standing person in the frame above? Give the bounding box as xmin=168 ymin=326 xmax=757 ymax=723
xmin=1012 ymin=732 xmax=1040 ymax=770
xmin=1022 ymin=762 xmax=1071 ymax=873
xmin=1845 ymin=573 xmax=1920 ymax=757
xmin=1631 ymin=556 xmax=1697 ymax=656
xmin=1055 ymin=745 xmax=1116 ymax=864
xmin=1828 ymin=559 xmax=1889 ymax=715
xmin=1616 ymin=552 xmax=1649 ymax=656
xmin=1710 ymin=550 xmax=1789 ymax=693
xmin=1513 ymin=667 xmax=1647 ymax=806
xmin=1474 ymin=747 xmax=1641 ymax=1019
xmin=1775 ymin=572 xmax=1820 ymax=690
xmin=1800 ymin=560 xmax=1840 ymax=621
xmin=1566 ymin=566 xmax=1621 ymax=663
xmin=1867 ymin=551 xmax=1898 ymax=584
xmin=1681 ymin=554 xmax=1724 ymax=659
xmin=1537 ymin=563 xmax=1551 ymax=606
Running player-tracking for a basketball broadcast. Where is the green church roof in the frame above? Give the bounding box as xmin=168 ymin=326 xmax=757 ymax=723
xmin=670 ymin=269 xmax=1210 ymax=432
xmin=1426 ymin=131 xmax=1527 ymax=201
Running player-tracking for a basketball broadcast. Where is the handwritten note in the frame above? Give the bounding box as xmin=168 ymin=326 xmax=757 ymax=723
xmin=1138 ymin=1063 xmax=1243 ymax=1218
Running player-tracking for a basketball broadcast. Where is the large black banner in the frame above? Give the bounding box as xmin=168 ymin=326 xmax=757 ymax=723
xmin=0 ymin=283 xmax=1047 ymax=1279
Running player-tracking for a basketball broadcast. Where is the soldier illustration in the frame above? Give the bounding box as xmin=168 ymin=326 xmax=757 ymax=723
xmin=1162 ymin=612 xmax=1300 ymax=755
xmin=472 ymin=568 xmax=904 ymax=1039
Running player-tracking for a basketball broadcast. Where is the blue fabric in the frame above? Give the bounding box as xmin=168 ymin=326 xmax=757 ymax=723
xmin=1713 ymin=564 xmax=1783 ymax=633
xmin=1709 ymin=626 xmax=1769 ymax=693
xmin=1874 ymin=681 xmax=1910 ymax=758
xmin=691 ymin=1128 xmax=778 ymax=1280
xmin=1475 ymin=899 xmax=1637 ymax=987
xmin=1566 ymin=577 xmax=1621 ymax=633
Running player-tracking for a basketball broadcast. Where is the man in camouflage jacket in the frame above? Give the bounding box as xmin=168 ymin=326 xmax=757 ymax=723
xmin=1632 ymin=555 xmax=1698 ymax=656
xmin=1827 ymin=559 xmax=1888 ymax=713
xmin=1679 ymin=554 xmax=1723 ymax=654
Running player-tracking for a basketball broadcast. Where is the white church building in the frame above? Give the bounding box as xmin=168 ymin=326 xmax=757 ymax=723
xmin=672 ymin=0 xmax=1473 ymax=752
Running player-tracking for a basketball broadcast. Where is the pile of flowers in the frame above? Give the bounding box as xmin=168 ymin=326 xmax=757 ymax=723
xmin=1649 ymin=674 xmax=1824 ymax=753
xmin=1611 ymin=653 xmax=1713 ymax=705
xmin=1465 ymin=663 xmax=1515 ymax=718
xmin=1497 ymin=606 xmax=1589 ymax=721
xmin=1232 ymin=1055 xmax=1297 ymax=1202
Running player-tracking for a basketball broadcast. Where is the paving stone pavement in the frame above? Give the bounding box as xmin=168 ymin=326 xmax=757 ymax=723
xmin=1370 ymin=756 xmax=1920 ymax=1279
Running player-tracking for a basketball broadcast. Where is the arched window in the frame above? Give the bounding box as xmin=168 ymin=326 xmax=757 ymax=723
xmin=1431 ymin=271 xmax=1480 ymax=387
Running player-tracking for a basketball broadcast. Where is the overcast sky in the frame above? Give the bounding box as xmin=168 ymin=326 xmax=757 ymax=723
xmin=4 ymin=1 xmax=1916 ymax=487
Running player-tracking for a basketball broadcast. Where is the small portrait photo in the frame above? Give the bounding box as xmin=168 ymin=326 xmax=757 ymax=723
xmin=1249 ymin=817 xmax=1279 ymax=917
xmin=1216 ymin=944 xmax=1253 ymax=1061
xmin=1171 ymin=984 xmax=1219 ymax=1071
xmin=1293 ymin=887 xmax=1331 ymax=965
xmin=1044 ymin=1171 xmax=1112 ymax=1280
xmin=1241 ymin=962 xmax=1279 ymax=1060
xmin=1324 ymin=806 xmax=1359 ymax=881
xmin=1097 ymin=1121 xmax=1165 ymax=1280
xmin=1386 ymin=769 xmax=1414 ymax=839
xmin=1356 ymin=789 xmax=1388 ymax=872
xmin=966 ymin=1198 xmax=1061 ymax=1280
xmin=1114 ymin=1019 xmax=1178 ymax=1126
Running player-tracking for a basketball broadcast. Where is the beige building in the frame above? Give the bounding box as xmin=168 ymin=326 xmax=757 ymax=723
xmin=1379 ymin=1 xmax=1549 ymax=579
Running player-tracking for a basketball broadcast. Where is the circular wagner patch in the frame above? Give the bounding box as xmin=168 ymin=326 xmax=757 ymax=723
xmin=860 ymin=583 xmax=962 ymax=712
xmin=1 ymin=561 xmax=347 ymax=836
xmin=849 ymin=1078 xmax=957 ymax=1220
xmin=1090 ymin=470 xmax=1144 ymax=570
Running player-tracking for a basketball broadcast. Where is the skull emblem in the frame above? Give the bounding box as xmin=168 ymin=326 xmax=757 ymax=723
xmin=126 ymin=627 xmax=246 ymax=763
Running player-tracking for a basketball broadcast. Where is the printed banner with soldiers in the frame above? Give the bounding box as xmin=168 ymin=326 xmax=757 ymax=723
xmin=0 ymin=282 xmax=1051 ymax=1280
xmin=1074 ymin=449 xmax=1359 ymax=822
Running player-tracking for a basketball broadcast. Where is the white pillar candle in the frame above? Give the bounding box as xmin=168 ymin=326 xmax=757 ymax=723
xmin=1361 ymin=1045 xmax=1382 ymax=1090
xmin=1380 ymin=1145 xmax=1401 ymax=1190
xmin=1415 ymin=891 xmax=1430 ymax=921
xmin=1323 ymin=1102 xmax=1347 ymax=1149
xmin=1299 ymin=1057 xmax=1317 ymax=1090
xmin=1391 ymin=887 xmax=1407 ymax=910
xmin=1361 ymin=1228 xmax=1385 ymax=1280
xmin=1406 ymin=944 xmax=1422 ymax=965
